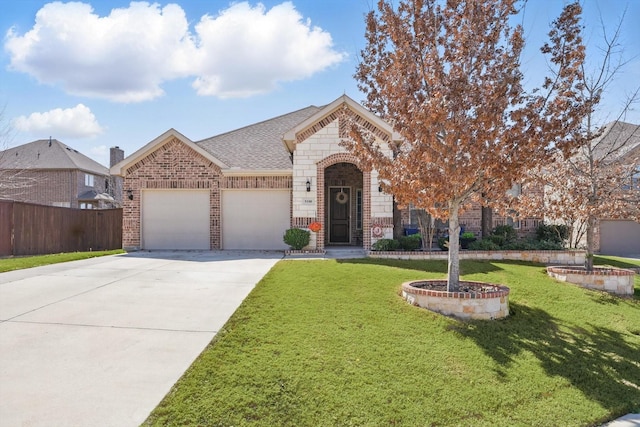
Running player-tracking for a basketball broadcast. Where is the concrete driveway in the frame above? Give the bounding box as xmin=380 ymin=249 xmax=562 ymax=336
xmin=0 ymin=251 xmax=282 ymax=427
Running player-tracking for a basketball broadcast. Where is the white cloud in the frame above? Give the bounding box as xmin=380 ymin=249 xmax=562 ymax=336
xmin=13 ymin=104 xmax=105 ymax=139
xmin=191 ymin=2 xmax=347 ymax=98
xmin=4 ymin=1 xmax=346 ymax=102
xmin=5 ymin=2 xmax=194 ymax=103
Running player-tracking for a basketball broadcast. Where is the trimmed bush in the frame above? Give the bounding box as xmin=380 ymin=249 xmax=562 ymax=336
xmin=283 ymin=228 xmax=310 ymax=250
xmin=468 ymin=238 xmax=500 ymax=251
xmin=372 ymin=238 xmax=400 ymax=251
xmin=399 ymin=234 xmax=422 ymax=251
xmin=533 ymin=239 xmax=565 ymax=250
xmin=491 ymin=225 xmax=518 ymax=247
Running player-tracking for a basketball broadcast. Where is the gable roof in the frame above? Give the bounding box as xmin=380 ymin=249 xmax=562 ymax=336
xmin=197 ymin=105 xmax=322 ymax=171
xmin=282 ymin=94 xmax=402 ymax=152
xmin=110 ymin=128 xmax=229 ymax=176
xmin=591 ymin=121 xmax=640 ymax=162
xmin=0 ymin=139 xmax=108 ymax=175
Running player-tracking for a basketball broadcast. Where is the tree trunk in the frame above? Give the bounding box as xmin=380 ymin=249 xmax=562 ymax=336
xmin=585 ymin=214 xmax=596 ymax=271
xmin=481 ymin=205 xmax=493 ymax=239
xmin=416 ymin=209 xmax=434 ymax=250
xmin=447 ymin=201 xmax=462 ymax=292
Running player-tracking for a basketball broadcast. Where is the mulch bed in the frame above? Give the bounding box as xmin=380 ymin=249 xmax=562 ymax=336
xmin=411 ymin=280 xmax=501 ymax=294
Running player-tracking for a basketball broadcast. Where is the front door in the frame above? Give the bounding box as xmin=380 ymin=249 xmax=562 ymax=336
xmin=329 ymin=187 xmax=350 ymax=244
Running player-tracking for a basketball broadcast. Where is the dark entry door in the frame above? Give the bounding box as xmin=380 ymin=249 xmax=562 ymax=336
xmin=329 ymin=187 xmax=350 ymax=243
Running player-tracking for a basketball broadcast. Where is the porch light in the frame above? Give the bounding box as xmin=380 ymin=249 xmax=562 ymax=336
xmin=126 ymin=189 xmax=134 ymax=200
xmin=306 ymin=178 xmax=311 ymax=192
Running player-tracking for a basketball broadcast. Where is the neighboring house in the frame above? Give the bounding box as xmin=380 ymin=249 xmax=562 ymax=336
xmin=0 ymin=139 xmax=124 ymax=209
xmin=592 ymin=121 xmax=640 ymax=255
xmin=111 ymin=94 xmax=539 ymax=251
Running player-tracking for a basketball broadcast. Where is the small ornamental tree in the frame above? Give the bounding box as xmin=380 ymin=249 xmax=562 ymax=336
xmin=516 ymin=12 xmax=640 ymax=271
xmin=343 ymin=0 xmax=587 ymax=291
xmin=0 ymin=107 xmax=37 ymax=199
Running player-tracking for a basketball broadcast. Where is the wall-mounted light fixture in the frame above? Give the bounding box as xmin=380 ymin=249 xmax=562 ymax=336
xmin=306 ymin=178 xmax=311 ymax=192
xmin=378 ymin=185 xmax=383 ymax=193
xmin=126 ymin=189 xmax=134 ymax=200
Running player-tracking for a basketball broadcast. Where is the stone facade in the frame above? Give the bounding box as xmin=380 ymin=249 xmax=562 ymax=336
xmin=547 ymin=266 xmax=635 ymax=295
xmin=370 ymin=249 xmax=586 ymax=265
xmin=291 ymin=115 xmax=394 ymax=250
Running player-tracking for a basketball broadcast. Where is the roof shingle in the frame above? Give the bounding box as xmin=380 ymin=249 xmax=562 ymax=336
xmin=196 ymin=105 xmax=323 ymax=170
xmin=0 ymin=139 xmax=108 ymax=175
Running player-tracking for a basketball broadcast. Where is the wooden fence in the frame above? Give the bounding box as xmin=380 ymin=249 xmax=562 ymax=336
xmin=0 ymin=200 xmax=122 ymax=256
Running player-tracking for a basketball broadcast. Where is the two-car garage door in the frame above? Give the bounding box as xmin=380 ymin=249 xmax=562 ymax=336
xmin=141 ymin=189 xmax=290 ymax=250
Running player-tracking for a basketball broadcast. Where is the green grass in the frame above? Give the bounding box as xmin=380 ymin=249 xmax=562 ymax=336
xmin=595 ymin=255 xmax=640 ymax=269
xmin=0 ymin=250 xmax=125 ymax=272
xmin=145 ymin=259 xmax=640 ymax=427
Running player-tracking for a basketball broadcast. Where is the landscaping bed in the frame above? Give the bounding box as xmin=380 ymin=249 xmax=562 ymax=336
xmin=547 ymin=265 xmax=635 ymax=296
xmin=401 ymin=279 xmax=510 ymax=319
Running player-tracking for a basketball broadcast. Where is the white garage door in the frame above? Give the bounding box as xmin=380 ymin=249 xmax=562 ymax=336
xmin=600 ymin=220 xmax=640 ymax=256
xmin=142 ymin=190 xmax=210 ymax=250
xmin=222 ymin=190 xmax=290 ymax=250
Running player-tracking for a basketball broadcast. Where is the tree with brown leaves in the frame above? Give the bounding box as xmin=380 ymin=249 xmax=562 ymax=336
xmin=517 ymin=9 xmax=640 ymax=271
xmin=343 ymin=0 xmax=587 ymax=291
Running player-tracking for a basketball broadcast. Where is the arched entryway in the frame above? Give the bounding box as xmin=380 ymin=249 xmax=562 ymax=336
xmin=316 ymin=154 xmax=371 ymax=250
xmin=324 ymin=162 xmax=363 ymax=246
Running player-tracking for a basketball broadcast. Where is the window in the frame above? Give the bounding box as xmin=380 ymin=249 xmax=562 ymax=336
xmin=85 ymin=174 xmax=94 ymax=187
xmin=633 ymin=167 xmax=640 ymax=190
xmin=506 ymin=183 xmax=522 ymax=197
xmin=506 ymin=216 xmax=521 ymax=229
xmin=80 ymin=203 xmax=94 ymax=210
xmin=356 ymin=189 xmax=363 ymax=230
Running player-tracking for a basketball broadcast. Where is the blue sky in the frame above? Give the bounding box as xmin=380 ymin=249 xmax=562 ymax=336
xmin=1 ymin=0 xmax=639 ymax=167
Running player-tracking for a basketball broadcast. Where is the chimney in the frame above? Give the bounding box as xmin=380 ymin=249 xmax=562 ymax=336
xmin=110 ymin=146 xmax=124 ymax=167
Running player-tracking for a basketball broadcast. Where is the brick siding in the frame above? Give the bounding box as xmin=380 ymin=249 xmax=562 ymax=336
xmin=1 ymin=169 xmax=108 ymax=208
xmin=122 ymin=137 xmax=222 ymax=249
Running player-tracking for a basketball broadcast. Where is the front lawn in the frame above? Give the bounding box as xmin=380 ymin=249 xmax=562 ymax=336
xmin=0 ymin=250 xmax=124 ymax=272
xmin=145 ymin=259 xmax=640 ymax=427
xmin=595 ymin=255 xmax=640 ymax=269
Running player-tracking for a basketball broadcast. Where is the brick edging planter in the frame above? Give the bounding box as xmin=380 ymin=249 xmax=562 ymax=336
xmin=369 ymin=250 xmax=586 ymax=265
xmin=401 ymin=280 xmax=510 ymax=320
xmin=547 ymin=266 xmax=635 ymax=296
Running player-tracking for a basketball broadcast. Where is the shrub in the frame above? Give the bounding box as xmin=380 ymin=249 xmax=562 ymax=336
xmin=468 ymin=238 xmax=500 ymax=251
xmin=372 ymin=238 xmax=400 ymax=251
xmin=437 ymin=237 xmax=449 ymax=251
xmin=492 ymin=225 xmax=518 ymax=245
xmin=533 ymin=239 xmax=565 ymax=250
xmin=461 ymin=231 xmax=476 ymax=239
xmin=399 ymin=234 xmax=422 ymax=251
xmin=536 ymin=223 xmax=569 ymax=246
xmin=283 ymin=228 xmax=310 ymax=250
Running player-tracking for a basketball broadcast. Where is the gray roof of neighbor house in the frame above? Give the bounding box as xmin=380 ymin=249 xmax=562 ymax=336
xmin=196 ymin=105 xmax=323 ymax=170
xmin=0 ymin=139 xmax=109 ymax=175
xmin=592 ymin=121 xmax=640 ymax=162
